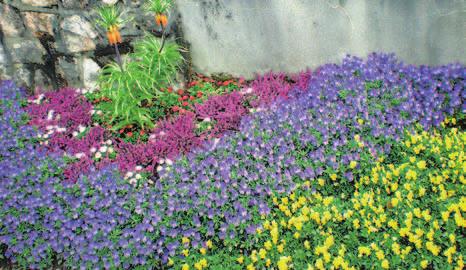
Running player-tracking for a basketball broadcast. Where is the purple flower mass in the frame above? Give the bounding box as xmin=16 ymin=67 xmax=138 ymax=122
xmin=0 ymin=53 xmax=465 ymax=269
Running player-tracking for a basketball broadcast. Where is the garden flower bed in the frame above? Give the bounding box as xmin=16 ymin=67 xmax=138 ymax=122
xmin=0 ymin=53 xmax=465 ymax=269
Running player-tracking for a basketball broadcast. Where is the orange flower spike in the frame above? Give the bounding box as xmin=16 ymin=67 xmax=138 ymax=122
xmin=155 ymin=13 xmax=168 ymax=28
xmin=115 ymin=29 xmax=122 ymax=43
xmin=161 ymin=14 xmax=168 ymax=27
xmin=107 ymin=31 xmax=113 ymax=45
xmin=155 ymin=14 xmax=161 ymax=26
xmin=107 ymin=25 xmax=117 ymax=45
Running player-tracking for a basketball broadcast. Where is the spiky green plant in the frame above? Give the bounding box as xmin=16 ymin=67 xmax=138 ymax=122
xmin=95 ymin=5 xmax=124 ymax=31
xmin=96 ymin=33 xmax=183 ymax=130
xmin=144 ymin=0 xmax=173 ymax=15
xmin=94 ymin=4 xmax=132 ymax=71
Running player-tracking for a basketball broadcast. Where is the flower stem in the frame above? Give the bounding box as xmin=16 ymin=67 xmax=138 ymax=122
xmin=114 ymin=43 xmax=123 ymax=71
xmin=158 ymin=25 xmax=166 ymax=54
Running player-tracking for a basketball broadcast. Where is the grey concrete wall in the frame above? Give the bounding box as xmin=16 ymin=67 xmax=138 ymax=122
xmin=175 ymin=0 xmax=466 ymax=78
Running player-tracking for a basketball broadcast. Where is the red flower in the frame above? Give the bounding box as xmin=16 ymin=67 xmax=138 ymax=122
xmin=140 ymin=130 xmax=145 ymax=136
xmin=189 ymin=96 xmax=195 ymax=101
xmin=182 ymin=95 xmax=189 ymax=101
xmin=172 ymin=106 xmax=179 ymax=112
xmin=178 ymin=97 xmax=183 ymax=102
xmin=197 ymin=91 xmax=203 ymax=98
xmin=182 ymin=101 xmax=189 ymax=107
xmin=167 ymin=88 xmax=173 ymax=93
xmin=177 ymin=89 xmax=184 ymax=95
xmin=126 ymin=132 xmax=133 ymax=138
xmin=222 ymin=81 xmax=230 ymax=86
xmin=189 ymin=81 xmax=198 ymax=87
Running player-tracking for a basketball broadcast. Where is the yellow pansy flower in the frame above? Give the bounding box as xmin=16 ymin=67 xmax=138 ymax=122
xmin=277 ymin=256 xmax=291 ymax=270
xmin=381 ymin=259 xmax=389 ymax=269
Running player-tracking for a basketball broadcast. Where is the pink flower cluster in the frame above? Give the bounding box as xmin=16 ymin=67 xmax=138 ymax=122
xmin=25 ymin=71 xmax=312 ymax=181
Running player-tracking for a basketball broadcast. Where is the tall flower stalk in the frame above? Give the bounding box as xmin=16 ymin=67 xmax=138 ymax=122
xmin=145 ymin=0 xmax=172 ymax=53
xmin=95 ymin=4 xmax=128 ymax=71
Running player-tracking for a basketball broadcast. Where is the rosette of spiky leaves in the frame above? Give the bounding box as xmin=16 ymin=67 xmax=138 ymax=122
xmin=131 ymin=34 xmax=183 ymax=119
xmin=97 ymin=59 xmax=156 ymax=130
xmin=144 ymin=0 xmax=172 ymax=15
xmin=94 ymin=4 xmax=125 ymax=32
xmin=132 ymin=34 xmax=182 ymax=86
xmin=96 ymin=34 xmax=182 ymax=130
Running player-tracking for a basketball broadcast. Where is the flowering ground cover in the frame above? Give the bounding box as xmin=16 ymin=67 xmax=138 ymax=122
xmin=174 ymin=125 xmax=465 ymax=270
xmin=0 ymin=53 xmax=465 ymax=269
xmin=24 ymin=69 xmax=309 ymax=182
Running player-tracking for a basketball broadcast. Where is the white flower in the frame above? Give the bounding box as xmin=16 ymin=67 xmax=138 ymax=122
xmin=129 ymin=178 xmax=137 ymax=185
xmin=95 ymin=152 xmax=102 ymax=159
xmin=126 ymin=172 xmax=134 ymax=178
xmin=46 ymin=110 xmax=55 ymax=121
xmin=106 ymin=139 xmax=112 ymax=145
xmin=96 ymin=110 xmax=103 ymax=115
xmin=166 ymin=159 xmax=173 ymax=166
xmin=99 ymin=146 xmax=108 ymax=153
xmin=246 ymin=87 xmax=253 ymax=94
xmin=75 ymin=153 xmax=85 ymax=159
xmin=46 ymin=125 xmax=53 ymax=130
xmin=43 ymin=134 xmax=49 ymax=139
xmin=203 ymin=117 xmax=211 ymax=122
xmin=90 ymin=110 xmax=96 ymax=115
xmin=82 ymin=89 xmax=88 ymax=94
xmin=135 ymin=174 xmax=142 ymax=180
xmin=37 ymin=134 xmax=43 ymax=139
xmin=108 ymin=147 xmax=114 ymax=153
xmin=159 ymin=158 xmax=165 ymax=164
xmin=57 ymin=127 xmax=66 ymax=133
xmin=148 ymin=180 xmax=154 ymax=185
xmin=78 ymin=125 xmax=86 ymax=133
xmin=156 ymin=166 xmax=163 ymax=172
xmin=207 ymin=125 xmax=212 ymax=130
xmin=135 ymin=166 xmax=142 ymax=171
xmin=72 ymin=131 xmax=78 ymax=137
xmin=90 ymin=147 xmax=97 ymax=153
xmin=213 ymin=138 xmax=220 ymax=146
xmin=249 ymin=108 xmax=256 ymax=113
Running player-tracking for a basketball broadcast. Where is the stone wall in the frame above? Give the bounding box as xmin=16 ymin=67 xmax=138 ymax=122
xmin=175 ymin=0 xmax=466 ymax=78
xmin=0 ymin=0 xmax=184 ymax=92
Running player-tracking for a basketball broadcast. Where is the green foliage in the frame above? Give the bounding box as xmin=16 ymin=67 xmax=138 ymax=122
xmin=94 ymin=4 xmax=127 ymax=30
xmin=144 ymin=0 xmax=173 ymax=14
xmin=96 ymin=34 xmax=182 ymax=130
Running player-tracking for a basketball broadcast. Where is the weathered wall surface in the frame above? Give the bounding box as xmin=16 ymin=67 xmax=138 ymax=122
xmin=176 ymin=0 xmax=466 ymax=78
xmin=0 ymin=0 xmax=183 ymax=91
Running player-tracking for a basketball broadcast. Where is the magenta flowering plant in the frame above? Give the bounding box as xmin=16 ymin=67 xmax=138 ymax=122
xmin=26 ymin=88 xmax=93 ymax=134
xmin=194 ymin=91 xmax=248 ymax=137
